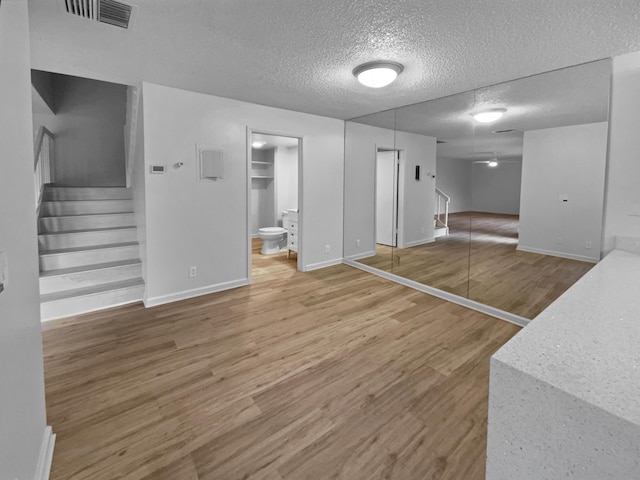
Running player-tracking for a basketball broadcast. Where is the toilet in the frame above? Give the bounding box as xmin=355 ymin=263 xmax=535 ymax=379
xmin=257 ymin=227 xmax=287 ymax=254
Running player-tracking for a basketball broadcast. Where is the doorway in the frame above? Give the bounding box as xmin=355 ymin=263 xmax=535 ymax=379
xmin=376 ymin=149 xmax=400 ymax=248
xmin=248 ymin=131 xmax=302 ymax=278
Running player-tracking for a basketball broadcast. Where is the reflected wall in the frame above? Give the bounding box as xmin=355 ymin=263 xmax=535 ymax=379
xmin=344 ymin=59 xmax=611 ymax=320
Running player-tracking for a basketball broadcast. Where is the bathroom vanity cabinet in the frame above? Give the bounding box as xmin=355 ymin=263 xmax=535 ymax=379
xmin=286 ymin=211 xmax=298 ymax=257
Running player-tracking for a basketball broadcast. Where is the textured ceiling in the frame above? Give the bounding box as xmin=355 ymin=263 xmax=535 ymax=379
xmin=28 ymin=0 xmax=640 ymax=119
xmin=352 ymin=59 xmax=611 ymax=160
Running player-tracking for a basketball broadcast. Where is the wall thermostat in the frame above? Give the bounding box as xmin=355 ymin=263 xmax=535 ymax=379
xmin=150 ymin=165 xmax=166 ymax=174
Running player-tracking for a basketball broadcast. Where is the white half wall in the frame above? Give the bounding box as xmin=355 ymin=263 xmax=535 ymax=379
xmin=141 ymin=83 xmax=344 ymax=304
xmin=603 ymin=50 xmax=640 ymax=254
xmin=471 ymin=160 xmax=522 ymax=215
xmin=0 ymin=1 xmax=49 ymax=479
xmin=519 ymin=122 xmax=608 ymax=262
xmin=436 ymin=158 xmax=472 ymax=213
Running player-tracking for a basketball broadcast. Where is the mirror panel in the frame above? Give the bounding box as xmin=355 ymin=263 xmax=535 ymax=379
xmin=344 ymin=108 xmax=397 ymax=273
xmin=390 ymin=91 xmax=476 ymax=297
xmin=343 ymin=59 xmax=611 ymax=320
xmin=468 ymin=60 xmax=610 ymax=317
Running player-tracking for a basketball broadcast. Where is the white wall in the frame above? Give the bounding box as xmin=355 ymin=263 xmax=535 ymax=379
xmin=603 ymin=51 xmax=640 ymax=254
xmin=343 ymin=123 xmax=437 ymax=257
xmin=0 ymin=1 xmax=49 ymax=479
xmin=343 ymin=122 xmax=394 ymax=259
xmin=436 ymin=158 xmax=472 ymax=213
xmin=396 ymin=130 xmax=438 ymax=248
xmin=519 ymin=122 xmax=608 ymax=262
xmin=275 ymin=145 xmax=299 ymax=225
xmin=33 ymin=74 xmax=127 ymax=186
xmin=141 ymin=82 xmax=344 ymax=305
xmin=472 ymin=160 xmax=522 ymax=215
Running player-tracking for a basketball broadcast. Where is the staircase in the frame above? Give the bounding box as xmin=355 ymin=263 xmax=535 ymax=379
xmin=38 ymin=186 xmax=144 ymax=321
xmin=434 ymin=187 xmax=450 ymax=238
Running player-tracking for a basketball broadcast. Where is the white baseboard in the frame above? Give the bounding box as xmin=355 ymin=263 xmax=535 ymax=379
xmin=302 ymin=258 xmax=343 ymax=272
xmin=402 ymin=237 xmax=435 ymax=248
xmin=516 ymin=245 xmax=598 ymax=263
xmin=144 ymin=279 xmax=249 ymax=307
xmin=34 ymin=426 xmax=55 ymax=480
xmin=344 ymin=250 xmax=376 ymax=261
xmin=343 ymin=259 xmax=530 ymax=328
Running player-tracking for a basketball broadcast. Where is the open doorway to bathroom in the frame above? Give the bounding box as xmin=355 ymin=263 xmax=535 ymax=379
xmin=248 ymin=132 xmax=301 ymax=279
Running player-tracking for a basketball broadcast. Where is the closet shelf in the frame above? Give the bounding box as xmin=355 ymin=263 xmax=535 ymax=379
xmin=251 ymin=161 xmax=273 ymax=165
xmin=251 ymin=175 xmax=274 ymax=179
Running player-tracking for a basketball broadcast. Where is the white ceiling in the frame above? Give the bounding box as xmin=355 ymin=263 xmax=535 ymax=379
xmin=353 ymin=59 xmax=611 ymax=160
xmin=28 ymin=0 xmax=640 ymax=120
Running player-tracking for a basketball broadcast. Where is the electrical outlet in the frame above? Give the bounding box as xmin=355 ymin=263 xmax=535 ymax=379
xmin=325 ymin=244 xmax=330 ymax=254
xmin=189 ymin=266 xmax=197 ymax=278
xmin=585 ymin=241 xmax=592 ymax=249
xmin=356 ymin=239 xmax=361 ymax=248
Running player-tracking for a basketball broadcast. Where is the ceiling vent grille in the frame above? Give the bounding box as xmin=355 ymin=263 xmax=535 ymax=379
xmin=492 ymin=129 xmax=517 ymax=134
xmin=62 ymin=0 xmax=135 ymax=29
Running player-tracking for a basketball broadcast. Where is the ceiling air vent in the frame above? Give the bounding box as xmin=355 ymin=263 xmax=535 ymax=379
xmin=492 ymin=129 xmax=517 ymax=134
xmin=436 ymin=140 xmax=447 ymax=144
xmin=62 ymin=0 xmax=135 ymax=29
xmin=98 ymin=0 xmax=132 ymax=29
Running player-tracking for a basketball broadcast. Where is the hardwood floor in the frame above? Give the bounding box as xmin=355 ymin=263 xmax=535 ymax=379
xmin=357 ymin=212 xmax=594 ymax=318
xmin=42 ymin=241 xmax=520 ymax=479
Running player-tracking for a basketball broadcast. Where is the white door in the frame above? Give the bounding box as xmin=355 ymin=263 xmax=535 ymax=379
xmin=376 ymin=151 xmax=398 ymax=247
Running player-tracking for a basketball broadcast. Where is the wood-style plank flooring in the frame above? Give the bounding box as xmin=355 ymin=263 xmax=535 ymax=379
xmin=42 ymin=239 xmax=520 ymax=479
xmin=357 ymin=212 xmax=594 ymax=318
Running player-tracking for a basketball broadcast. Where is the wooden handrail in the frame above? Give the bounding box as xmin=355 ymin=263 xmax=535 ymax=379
xmin=34 ymin=126 xmax=55 ymax=170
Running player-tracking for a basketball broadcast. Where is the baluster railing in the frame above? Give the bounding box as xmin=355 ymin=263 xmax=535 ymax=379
xmin=435 ymin=187 xmax=450 ymax=234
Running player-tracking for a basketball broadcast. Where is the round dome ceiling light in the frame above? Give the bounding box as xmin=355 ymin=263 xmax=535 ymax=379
xmin=473 ymin=108 xmax=507 ymax=123
xmin=353 ymin=61 xmax=404 ymax=88
xmin=488 ymin=160 xmax=498 ymax=167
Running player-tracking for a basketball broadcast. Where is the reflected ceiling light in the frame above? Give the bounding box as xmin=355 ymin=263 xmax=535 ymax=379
xmin=353 ymin=61 xmax=404 ymax=88
xmin=488 ymin=160 xmax=498 ymax=167
xmin=473 ymin=108 xmax=507 ymax=123
xmin=252 ymin=141 xmax=266 ymax=148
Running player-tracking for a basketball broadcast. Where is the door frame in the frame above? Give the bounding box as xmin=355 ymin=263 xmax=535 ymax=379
xmin=374 ymin=147 xmax=402 ymax=250
xmin=246 ymin=127 xmax=303 ymax=283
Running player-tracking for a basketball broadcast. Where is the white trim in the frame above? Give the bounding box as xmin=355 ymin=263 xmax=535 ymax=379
xmin=33 ymin=426 xmax=55 ymax=480
xmin=144 ymin=279 xmax=248 ymax=307
xmin=344 ymin=250 xmax=376 ymax=261
xmin=517 ymin=245 xmax=598 ymax=263
xmin=343 ymin=259 xmax=530 ymax=328
xmin=402 ymin=237 xmax=435 ymax=248
xmin=302 ymin=258 xmax=343 ymax=272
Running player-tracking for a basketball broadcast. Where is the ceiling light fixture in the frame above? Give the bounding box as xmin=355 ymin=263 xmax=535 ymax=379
xmin=353 ymin=61 xmax=404 ymax=88
xmin=488 ymin=160 xmax=498 ymax=167
xmin=252 ymin=141 xmax=266 ymax=148
xmin=473 ymin=108 xmax=507 ymax=123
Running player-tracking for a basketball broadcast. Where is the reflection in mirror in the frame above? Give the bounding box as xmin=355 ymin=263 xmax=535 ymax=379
xmin=343 ymin=108 xmax=397 ymax=273
xmin=467 ymin=60 xmax=610 ymax=318
xmin=344 ymin=59 xmax=611 ymax=321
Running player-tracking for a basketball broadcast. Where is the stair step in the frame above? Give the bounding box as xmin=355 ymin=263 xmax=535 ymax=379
xmin=43 ymin=187 xmax=132 ymax=201
xmin=40 ymin=242 xmax=140 ymax=271
xmin=40 ymin=278 xmax=144 ymax=321
xmin=39 ymin=259 xmax=142 ymax=295
xmin=39 ymin=227 xmax=137 ymax=250
xmin=39 ymin=213 xmax=135 ymax=233
xmin=41 ymin=199 xmax=133 ymax=216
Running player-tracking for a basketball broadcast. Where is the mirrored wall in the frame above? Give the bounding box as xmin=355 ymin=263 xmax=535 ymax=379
xmin=344 ymin=59 xmax=611 ymax=320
